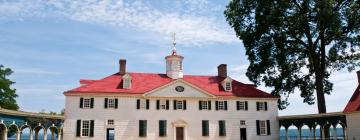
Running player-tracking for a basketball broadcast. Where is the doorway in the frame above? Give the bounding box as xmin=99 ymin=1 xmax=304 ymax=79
xmin=176 ymin=127 xmax=184 ymax=140
xmin=106 ymin=128 xmax=115 ymax=140
xmin=240 ymin=128 xmax=247 ymax=140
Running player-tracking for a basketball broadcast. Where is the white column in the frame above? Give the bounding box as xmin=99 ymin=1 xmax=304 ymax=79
xmin=29 ymin=129 xmax=33 ymax=140
xmin=57 ymin=129 xmax=62 ymax=140
xmin=16 ymin=131 xmax=21 ymax=140
xmin=44 ymin=129 xmax=47 ymax=140
xmin=333 ymin=126 xmax=337 ymax=140
xmin=4 ymin=129 xmax=8 ymax=140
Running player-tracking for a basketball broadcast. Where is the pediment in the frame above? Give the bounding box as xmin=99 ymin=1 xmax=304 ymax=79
xmin=144 ymin=79 xmax=215 ymax=98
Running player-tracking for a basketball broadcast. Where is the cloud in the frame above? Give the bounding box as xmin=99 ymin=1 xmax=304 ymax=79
xmin=0 ymin=0 xmax=237 ymax=46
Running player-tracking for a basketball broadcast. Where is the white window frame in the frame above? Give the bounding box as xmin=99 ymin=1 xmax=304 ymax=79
xmin=108 ymin=98 xmax=116 ymax=108
xmin=81 ymin=120 xmax=90 ymax=137
xmin=176 ymin=101 xmax=183 ymax=109
xmin=240 ymin=120 xmax=246 ymax=126
xmin=258 ymin=102 xmax=266 ymax=111
xmin=107 ymin=120 xmax=114 ymax=126
xmin=218 ymin=101 xmax=225 ymax=110
xmin=201 ymin=101 xmax=208 ymax=110
xmin=140 ymin=99 xmax=147 ymax=109
xmin=259 ymin=120 xmax=267 ymax=135
xmin=225 ymin=82 xmax=231 ymax=91
xmin=123 ymin=79 xmax=131 ymax=89
xmin=160 ymin=100 xmax=167 ymax=110
xmin=239 ymin=101 xmax=246 ymax=110
xmin=83 ymin=98 xmax=91 ymax=109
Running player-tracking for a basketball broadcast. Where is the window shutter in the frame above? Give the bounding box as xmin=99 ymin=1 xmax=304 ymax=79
xmin=208 ymin=101 xmax=211 ymax=110
xmin=245 ymin=101 xmax=248 ymax=110
xmin=115 ymin=98 xmax=118 ymax=109
xmin=146 ymin=99 xmax=150 ymax=109
xmin=166 ymin=100 xmax=169 ymax=110
xmin=90 ymin=98 xmax=94 ymax=108
xmin=256 ymin=102 xmax=260 ymax=111
xmin=136 ymin=99 xmax=140 ymax=109
xmin=104 ymin=98 xmax=108 ymax=109
xmin=174 ymin=100 xmax=177 ymax=110
xmin=159 ymin=120 xmax=167 ymax=137
xmin=215 ymin=101 xmax=219 ymax=110
xmin=79 ymin=98 xmax=83 ymax=108
xmin=183 ymin=100 xmax=187 ymax=110
xmin=256 ymin=120 xmax=260 ymax=135
xmin=265 ymin=102 xmax=268 ymax=111
xmin=267 ymin=120 xmax=271 ymax=135
xmin=199 ymin=101 xmax=202 ymax=110
xmin=236 ymin=101 xmax=240 ymax=110
xmin=76 ymin=120 xmax=81 ymax=137
xmin=224 ymin=101 xmax=228 ymax=110
xmin=219 ymin=120 xmax=226 ymax=136
xmin=156 ymin=100 xmax=160 ymax=110
xmin=139 ymin=120 xmax=147 ymax=137
xmin=202 ymin=120 xmax=209 ymax=136
xmin=90 ymin=120 xmax=94 ymax=137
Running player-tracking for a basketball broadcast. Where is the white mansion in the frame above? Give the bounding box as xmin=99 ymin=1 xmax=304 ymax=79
xmin=63 ymin=48 xmax=279 ymax=140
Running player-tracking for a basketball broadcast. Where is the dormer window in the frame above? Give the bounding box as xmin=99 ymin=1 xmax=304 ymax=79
xmin=225 ymin=82 xmax=231 ymax=91
xmin=221 ymin=77 xmax=232 ymax=91
xmin=122 ymin=73 xmax=132 ymax=89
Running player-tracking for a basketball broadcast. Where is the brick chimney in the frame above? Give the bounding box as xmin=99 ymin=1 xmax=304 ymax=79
xmin=357 ymin=71 xmax=360 ymax=85
xmin=217 ymin=64 xmax=227 ymax=78
xmin=119 ymin=59 xmax=126 ymax=75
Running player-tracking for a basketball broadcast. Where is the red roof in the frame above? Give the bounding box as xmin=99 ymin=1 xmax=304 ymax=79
xmin=343 ymin=86 xmax=360 ymax=113
xmin=65 ymin=72 xmax=276 ymax=98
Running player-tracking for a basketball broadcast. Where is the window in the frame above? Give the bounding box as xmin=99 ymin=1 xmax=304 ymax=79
xmin=199 ymin=101 xmax=211 ymax=110
xmin=160 ymin=100 xmax=167 ymax=109
xmin=139 ymin=120 xmax=147 ymax=137
xmin=107 ymin=120 xmax=114 ymax=126
xmin=216 ymin=101 xmax=227 ymax=110
xmin=83 ymin=98 xmax=91 ymax=108
xmin=237 ymin=101 xmax=248 ymax=110
xmin=225 ymin=82 xmax=231 ymax=91
xmin=257 ymin=102 xmax=267 ymax=111
xmin=219 ymin=120 xmax=226 ymax=136
xmin=240 ymin=120 xmax=246 ymax=126
xmin=174 ymin=100 xmax=186 ymax=110
xmin=82 ymin=120 xmax=90 ymax=137
xmin=108 ymin=99 xmax=115 ymax=108
xmin=137 ymin=99 xmax=149 ymax=110
xmin=123 ymin=79 xmax=131 ymax=89
xmin=177 ymin=101 xmax=183 ymax=109
xmin=259 ymin=120 xmax=266 ymax=135
xmin=159 ymin=120 xmax=167 ymax=137
xmin=202 ymin=120 xmax=209 ymax=136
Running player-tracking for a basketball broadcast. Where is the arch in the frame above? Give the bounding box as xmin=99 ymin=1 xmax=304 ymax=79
xmin=20 ymin=126 xmax=31 ymax=140
xmin=33 ymin=125 xmax=46 ymax=140
xmin=7 ymin=124 xmax=19 ymax=140
xmin=287 ymin=125 xmax=299 ymax=139
xmin=335 ymin=123 xmax=346 ymax=139
xmin=300 ymin=124 xmax=311 ymax=139
xmin=46 ymin=126 xmax=59 ymax=140
xmin=0 ymin=123 xmax=7 ymax=140
xmin=279 ymin=125 xmax=286 ymax=139
xmin=313 ymin=124 xmax=321 ymax=140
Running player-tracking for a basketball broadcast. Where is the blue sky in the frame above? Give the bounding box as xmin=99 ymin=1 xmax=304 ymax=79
xmin=0 ymin=0 xmax=358 ymax=115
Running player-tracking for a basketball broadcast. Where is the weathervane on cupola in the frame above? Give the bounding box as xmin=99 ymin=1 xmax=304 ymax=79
xmin=165 ymin=32 xmax=184 ymax=79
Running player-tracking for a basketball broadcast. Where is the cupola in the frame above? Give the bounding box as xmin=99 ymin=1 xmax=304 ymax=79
xmin=165 ymin=33 xmax=184 ymax=79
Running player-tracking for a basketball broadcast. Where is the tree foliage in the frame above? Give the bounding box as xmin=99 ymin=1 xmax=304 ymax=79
xmin=0 ymin=65 xmax=19 ymax=110
xmin=225 ymin=0 xmax=360 ymax=112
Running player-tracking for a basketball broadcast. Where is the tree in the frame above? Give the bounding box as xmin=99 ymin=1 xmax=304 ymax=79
xmin=0 ymin=65 xmax=19 ymax=110
xmin=225 ymin=0 xmax=360 ymax=113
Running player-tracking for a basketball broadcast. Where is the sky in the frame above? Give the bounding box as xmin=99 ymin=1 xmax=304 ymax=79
xmin=0 ymin=0 xmax=358 ymax=116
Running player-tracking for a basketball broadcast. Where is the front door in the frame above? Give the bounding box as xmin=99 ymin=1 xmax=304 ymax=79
xmin=106 ymin=128 xmax=115 ymax=140
xmin=240 ymin=128 xmax=247 ymax=140
xmin=176 ymin=127 xmax=184 ymax=140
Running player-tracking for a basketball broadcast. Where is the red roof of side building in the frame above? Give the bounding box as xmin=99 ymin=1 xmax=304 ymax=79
xmin=65 ymin=72 xmax=277 ymax=98
xmin=343 ymin=86 xmax=360 ymax=113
